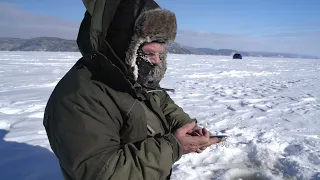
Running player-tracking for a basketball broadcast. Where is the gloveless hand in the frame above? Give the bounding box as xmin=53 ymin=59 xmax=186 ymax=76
xmin=174 ymin=122 xmax=222 ymax=154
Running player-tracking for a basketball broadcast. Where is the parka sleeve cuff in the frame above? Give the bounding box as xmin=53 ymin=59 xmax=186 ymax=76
xmin=163 ymin=133 xmax=183 ymax=162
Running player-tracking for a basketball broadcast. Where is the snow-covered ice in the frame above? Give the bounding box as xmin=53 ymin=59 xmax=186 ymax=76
xmin=0 ymin=51 xmax=319 ymax=180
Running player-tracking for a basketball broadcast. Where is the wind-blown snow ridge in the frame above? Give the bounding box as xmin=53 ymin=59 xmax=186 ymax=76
xmin=0 ymin=51 xmax=319 ymax=180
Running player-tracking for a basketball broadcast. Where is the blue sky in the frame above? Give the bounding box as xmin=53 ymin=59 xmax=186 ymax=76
xmin=0 ymin=0 xmax=319 ymax=56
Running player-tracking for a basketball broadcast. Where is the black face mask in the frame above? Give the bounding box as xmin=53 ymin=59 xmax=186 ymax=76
xmin=135 ymin=45 xmax=166 ymax=87
xmin=136 ymin=48 xmax=155 ymax=85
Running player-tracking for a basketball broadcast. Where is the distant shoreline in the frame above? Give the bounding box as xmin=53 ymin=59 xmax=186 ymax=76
xmin=0 ymin=37 xmax=318 ymax=59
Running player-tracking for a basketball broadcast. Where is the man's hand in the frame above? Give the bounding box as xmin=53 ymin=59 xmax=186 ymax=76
xmin=188 ymin=124 xmax=209 ymax=136
xmin=187 ymin=123 xmax=225 ymax=152
xmin=174 ymin=122 xmax=221 ymax=154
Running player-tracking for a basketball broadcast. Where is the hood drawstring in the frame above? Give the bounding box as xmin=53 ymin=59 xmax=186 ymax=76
xmin=134 ymin=82 xmax=175 ymax=94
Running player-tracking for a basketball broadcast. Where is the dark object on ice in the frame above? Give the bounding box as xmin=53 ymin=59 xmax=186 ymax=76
xmin=233 ymin=53 xmax=242 ymax=59
xmin=210 ymin=135 xmax=228 ymax=139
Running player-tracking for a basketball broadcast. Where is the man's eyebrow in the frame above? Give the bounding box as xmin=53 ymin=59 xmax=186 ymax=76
xmin=144 ymin=48 xmax=164 ymax=53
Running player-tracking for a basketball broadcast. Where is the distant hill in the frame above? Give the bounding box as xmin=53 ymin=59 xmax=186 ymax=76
xmin=185 ymin=46 xmax=249 ymax=56
xmin=0 ymin=37 xmax=318 ymax=59
xmin=166 ymin=42 xmax=193 ymax=54
xmin=0 ymin=37 xmax=78 ymax=52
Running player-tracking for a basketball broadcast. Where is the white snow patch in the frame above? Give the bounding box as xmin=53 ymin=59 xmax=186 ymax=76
xmin=0 ymin=107 xmax=21 ymax=115
xmin=28 ymin=112 xmax=44 ymax=118
xmin=1 ymin=52 xmax=320 ymax=180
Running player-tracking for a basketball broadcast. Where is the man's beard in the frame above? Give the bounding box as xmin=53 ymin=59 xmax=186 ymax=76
xmin=136 ymin=56 xmax=164 ymax=86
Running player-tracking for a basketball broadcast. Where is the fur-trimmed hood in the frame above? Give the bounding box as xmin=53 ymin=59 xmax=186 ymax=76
xmin=77 ymin=0 xmax=177 ymax=86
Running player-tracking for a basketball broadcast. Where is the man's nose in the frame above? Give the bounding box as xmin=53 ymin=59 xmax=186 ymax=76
xmin=150 ymin=55 xmax=161 ymax=65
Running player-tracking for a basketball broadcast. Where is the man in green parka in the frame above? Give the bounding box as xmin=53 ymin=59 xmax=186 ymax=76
xmin=43 ymin=0 xmax=223 ymax=179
